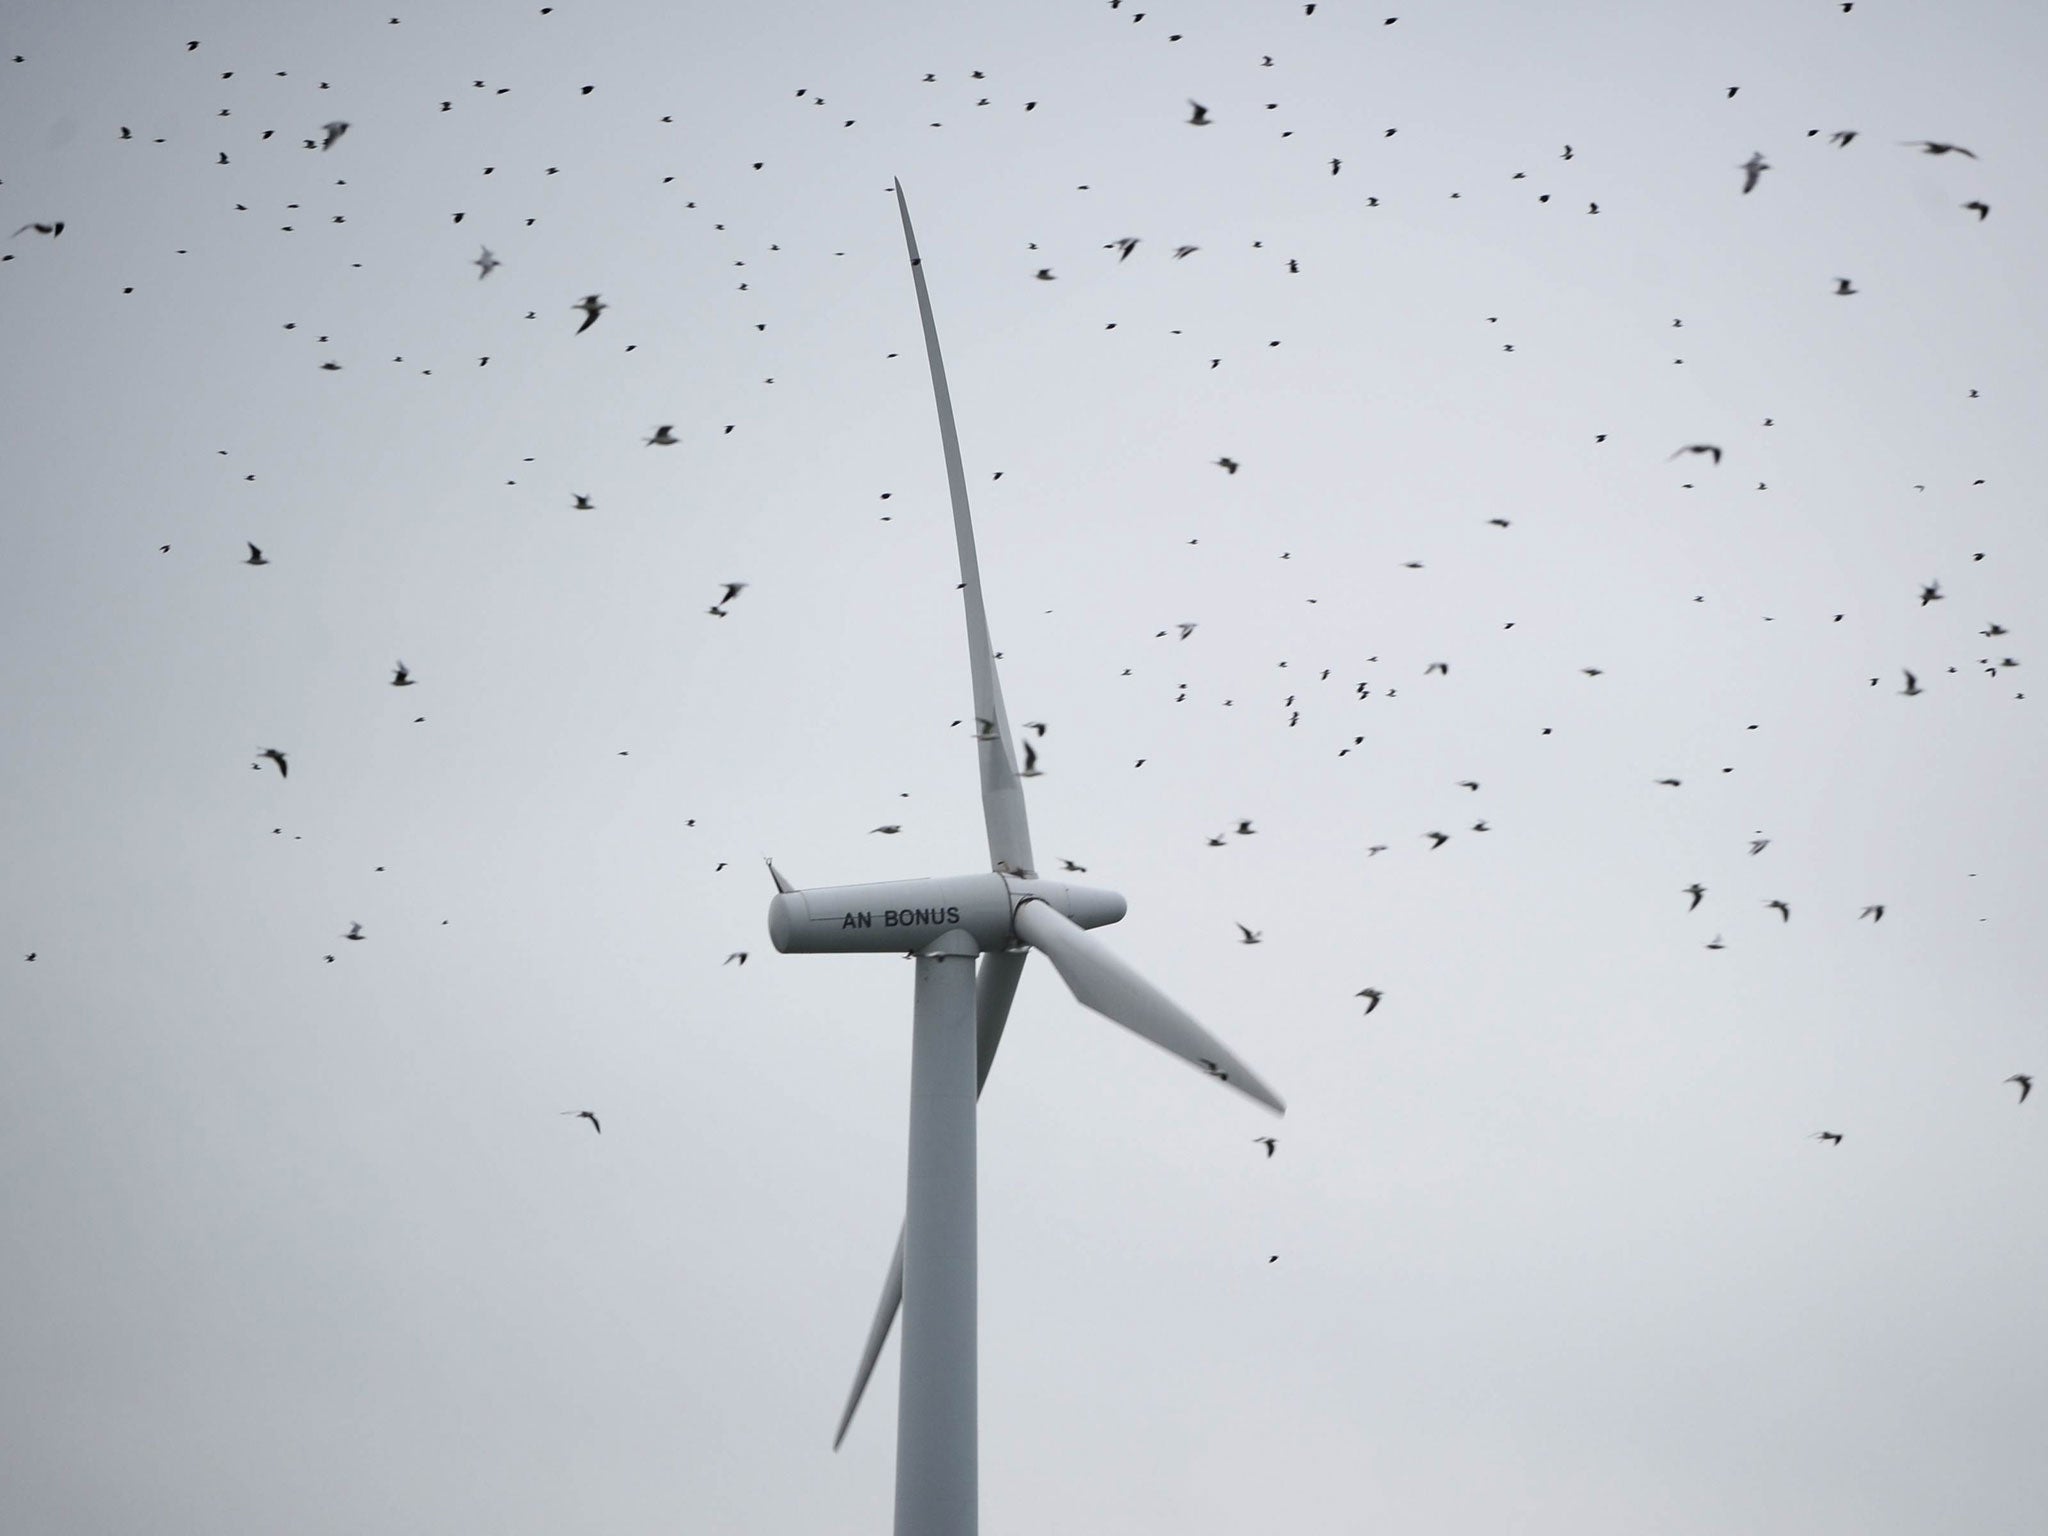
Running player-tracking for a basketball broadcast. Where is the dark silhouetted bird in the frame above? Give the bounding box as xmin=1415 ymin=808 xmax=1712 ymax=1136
xmin=1187 ymin=100 xmax=1211 ymax=126
xmin=259 ymin=748 xmax=288 ymax=778
xmin=1685 ymin=883 xmax=1705 ymax=911
xmin=564 ymin=1110 xmax=601 ymax=1133
xmin=390 ymin=662 xmax=414 ymax=687
xmin=1356 ymin=987 xmax=1382 ymax=1014
xmin=1670 ymin=444 xmax=1722 ymax=464
xmin=1812 ymin=1131 xmax=1843 ymax=1145
xmin=245 ymin=542 xmax=267 ymax=565
xmin=574 ymin=294 xmax=607 ymax=333
xmin=1254 ymin=1137 xmax=1277 ymax=1157
xmin=1739 ymin=151 xmax=1768 ymax=192
xmin=2008 ymin=1074 xmax=2033 ymax=1104
xmin=1902 ymin=140 xmax=1975 ymax=157
xmin=1236 ymin=923 xmax=1263 ymax=944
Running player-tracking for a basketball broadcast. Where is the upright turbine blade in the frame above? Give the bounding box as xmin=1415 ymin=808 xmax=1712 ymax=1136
xmin=893 ymin=180 xmax=1036 ymax=879
xmin=833 ymin=949 xmax=1029 ymax=1449
xmin=1013 ymin=899 xmax=1286 ymax=1114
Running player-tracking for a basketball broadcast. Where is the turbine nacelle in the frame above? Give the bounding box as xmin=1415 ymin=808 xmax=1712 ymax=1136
xmin=768 ymin=872 xmax=1126 ymax=955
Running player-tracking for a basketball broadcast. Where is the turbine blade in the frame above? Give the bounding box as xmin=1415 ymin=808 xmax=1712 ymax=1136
xmin=832 ymin=1227 xmax=903 ymax=1451
xmin=893 ymin=179 xmax=1036 ymax=878
xmin=832 ymin=948 xmax=1029 ymax=1449
xmin=1012 ymin=899 xmax=1285 ymax=1114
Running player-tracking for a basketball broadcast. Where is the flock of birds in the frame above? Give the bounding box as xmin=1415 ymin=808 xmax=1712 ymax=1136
xmin=6 ymin=13 xmax=2035 ymax=1192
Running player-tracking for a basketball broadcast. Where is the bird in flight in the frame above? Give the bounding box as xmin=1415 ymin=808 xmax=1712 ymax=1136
xmin=1811 ymin=1131 xmax=1843 ymax=1145
xmin=717 ymin=581 xmax=747 ymax=606
xmin=344 ymin=922 xmax=364 ymax=941
xmin=1860 ymin=905 xmax=1884 ymax=922
xmin=1424 ymin=831 xmax=1449 ymax=848
xmin=1706 ymin=934 xmax=1727 ymax=950
xmin=1236 ymin=923 xmax=1263 ymax=945
xmin=1833 ymin=277 xmax=1857 ymax=295
xmin=1902 ymin=140 xmax=1975 ymax=157
xmin=245 ymin=542 xmax=268 ymax=565
xmin=645 ymin=424 xmax=678 ymax=446
xmin=2008 ymin=1074 xmax=2034 ymax=1104
xmin=1767 ymin=899 xmax=1791 ymax=922
xmin=574 ymin=294 xmax=607 ymax=333
xmin=1187 ymin=100 xmax=1211 ymax=126
xmin=1963 ymin=201 xmax=1991 ymax=220
xmin=1739 ymin=151 xmax=1769 ymax=193
xmin=1254 ymin=1137 xmax=1278 ymax=1158
xmin=725 ymin=952 xmax=747 ymax=966
xmin=573 ymin=494 xmax=594 ymax=509
xmin=475 ymin=246 xmax=499 ymax=278
xmin=1356 ymin=987 xmax=1382 ymax=1014
xmin=1829 ymin=130 xmax=1858 ymax=147
xmin=1234 ymin=820 xmax=1255 ymax=836
xmin=1034 ymin=268 xmax=1055 ymax=280
xmin=1749 ymin=838 xmax=1770 ymax=856
xmin=9 ymin=221 xmax=64 ymax=238
xmin=1113 ymin=236 xmax=1139 ymax=262
xmin=258 ymin=748 xmax=288 ymax=778
xmin=1215 ymin=456 xmax=1240 ymax=474
xmin=1206 ymin=833 xmax=1228 ymax=847
xmin=563 ymin=1110 xmax=601 ymax=1133
xmin=319 ymin=121 xmax=348 ymax=150
xmin=1670 ymin=444 xmax=1723 ymax=464
xmin=1900 ymin=669 xmax=1923 ymax=696
xmin=1173 ymin=245 xmax=1198 ymax=259
xmin=1684 ymin=883 xmax=1706 ymax=911
xmin=1059 ymin=858 xmax=1088 ymax=872
xmin=390 ymin=662 xmax=414 ymax=687
xmin=1020 ymin=741 xmax=1043 ymax=778
xmin=870 ymin=824 xmax=902 ymax=834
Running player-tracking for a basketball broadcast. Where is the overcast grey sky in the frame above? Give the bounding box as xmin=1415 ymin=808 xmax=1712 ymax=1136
xmin=3 ymin=2 xmax=2045 ymax=1531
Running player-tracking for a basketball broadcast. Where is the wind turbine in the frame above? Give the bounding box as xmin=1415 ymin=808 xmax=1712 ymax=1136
xmin=767 ymin=180 xmax=1285 ymax=1536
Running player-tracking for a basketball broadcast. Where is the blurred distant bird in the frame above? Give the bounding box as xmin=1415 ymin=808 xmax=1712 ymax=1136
xmin=1919 ymin=581 xmax=1942 ymax=606
xmin=1860 ymin=905 xmax=1884 ymax=922
xmin=725 ymin=952 xmax=747 ymax=965
xmin=319 ymin=121 xmax=348 ymax=149
xmin=344 ymin=922 xmax=364 ymax=941
xmin=1902 ymin=140 xmax=1975 ymax=157
xmin=1356 ymin=987 xmax=1382 ymax=1014
xmin=1963 ymin=201 xmax=1991 ymax=220
xmin=564 ymin=1110 xmax=601 ymax=1133
xmin=1834 ymin=277 xmax=1857 ymax=295
xmin=475 ymin=246 xmax=499 ymax=278
xmin=1739 ymin=151 xmax=1769 ymax=193
xmin=1177 ymin=623 xmax=1197 ymax=639
xmin=1749 ymin=839 xmax=1770 ymax=855
xmin=645 ymin=424 xmax=678 ymax=446
xmin=574 ymin=294 xmax=607 ymax=333
xmin=1215 ymin=456 xmax=1240 ymax=474
xmin=1982 ymin=623 xmax=2007 ymax=636
xmin=1767 ymin=899 xmax=1790 ymax=922
xmin=1173 ymin=245 xmax=1198 ymax=259
xmin=718 ymin=582 xmax=747 ymax=606
xmin=1236 ymin=923 xmax=1263 ymax=945
xmin=1330 ymin=158 xmax=1340 ymax=175
xmin=1114 ymin=236 xmax=1139 ymax=261
xmin=871 ymin=825 xmax=902 ymax=834
xmin=1187 ymin=99 xmax=1211 ymax=125
xmin=2008 ymin=1074 xmax=2034 ymax=1104
xmin=245 ymin=542 xmax=268 ymax=565
xmin=258 ymin=748 xmax=288 ymax=778
xmin=1685 ymin=883 xmax=1705 ymax=911
xmin=1254 ymin=1137 xmax=1278 ymax=1157
xmin=1425 ymin=831 xmax=1449 ymax=848
xmin=573 ymin=494 xmax=594 ymax=509
xmin=1829 ymin=130 xmax=1858 ymax=146
xmin=1059 ymin=858 xmax=1088 ymax=872
xmin=1020 ymin=741 xmax=1043 ymax=778
xmin=1706 ymin=934 xmax=1726 ymax=950
xmin=1670 ymin=443 xmax=1723 ymax=464
xmin=391 ymin=662 xmax=414 ymax=687
xmin=1234 ymin=820 xmax=1255 ymax=836
xmin=1207 ymin=833 xmax=1228 ymax=847
xmin=1811 ymin=1131 xmax=1843 ymax=1145
xmin=7 ymin=221 xmax=62 ymax=238
xmin=1034 ymin=268 xmax=1055 ymax=280
xmin=1901 ymin=670 xmax=1923 ymax=696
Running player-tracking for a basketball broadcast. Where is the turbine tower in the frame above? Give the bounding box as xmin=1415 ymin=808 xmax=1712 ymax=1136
xmin=767 ymin=180 xmax=1285 ymax=1536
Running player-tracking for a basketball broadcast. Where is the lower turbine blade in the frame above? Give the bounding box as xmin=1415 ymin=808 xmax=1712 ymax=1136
xmin=833 ymin=948 xmax=1030 ymax=1449
xmin=833 ymin=1229 xmax=904 ymax=1450
xmin=1012 ymin=899 xmax=1285 ymax=1114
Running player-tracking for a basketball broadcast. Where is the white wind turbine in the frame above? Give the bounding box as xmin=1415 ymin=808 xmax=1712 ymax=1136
xmin=767 ymin=181 xmax=1285 ymax=1536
